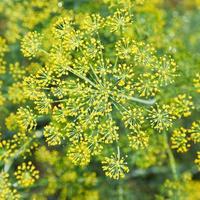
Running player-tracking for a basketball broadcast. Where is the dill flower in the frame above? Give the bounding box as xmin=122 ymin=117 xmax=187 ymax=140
xmin=98 ymin=119 xmax=119 ymax=143
xmin=135 ymin=73 xmax=159 ymax=97
xmin=5 ymin=113 xmax=19 ymax=131
xmin=53 ymin=15 xmax=74 ymax=40
xmin=134 ymin=134 xmax=167 ymax=169
xmin=155 ymin=56 xmax=177 ymax=86
xmin=43 ymin=123 xmax=64 ymax=146
xmin=115 ymin=38 xmax=138 ymax=59
xmin=16 ymin=107 xmax=37 ymax=132
xmin=113 ymin=63 xmax=135 ymax=88
xmin=68 ymin=141 xmax=91 ymax=167
xmin=34 ymin=93 xmax=52 ymax=114
xmin=171 ymin=127 xmax=190 ymax=153
xmin=128 ymin=129 xmax=149 ymax=150
xmin=81 ymin=13 xmax=105 ymax=34
xmin=133 ymin=43 xmax=157 ymax=66
xmin=83 ymin=38 xmax=104 ymax=60
xmin=147 ymin=104 xmax=174 ymax=132
xmin=1 ymin=132 xmax=38 ymax=161
xmin=0 ymin=172 xmax=20 ymax=200
xmin=35 ymin=146 xmax=59 ymax=165
xmin=189 ymin=121 xmax=200 ymax=143
xmin=87 ymin=135 xmax=103 ymax=156
xmin=0 ymin=57 xmax=6 ymax=75
xmin=170 ymin=94 xmax=194 ymax=118
xmin=8 ymin=82 xmax=26 ymax=104
xmin=14 ymin=162 xmax=39 ymax=187
xmin=12 ymin=3 xmax=188 ymax=184
xmin=21 ymin=31 xmax=43 ymax=58
xmin=22 ymin=76 xmax=42 ymax=100
xmin=0 ymin=139 xmax=16 ymax=162
xmin=157 ymin=173 xmax=192 ymax=200
xmin=9 ymin=62 xmax=26 ymax=81
xmin=107 ymin=9 xmax=133 ymax=33
xmin=102 ymin=148 xmax=129 ymax=179
xmin=63 ymin=29 xmax=84 ymax=51
xmin=122 ymin=107 xmax=144 ymax=130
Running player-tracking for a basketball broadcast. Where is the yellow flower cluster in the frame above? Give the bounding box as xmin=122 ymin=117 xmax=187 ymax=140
xmin=171 ymin=127 xmax=190 ymax=153
xmin=171 ymin=120 xmax=200 ymax=169
xmin=0 ymin=2 xmax=199 ymax=199
xmin=189 ymin=121 xmax=200 ymax=143
xmin=81 ymin=14 xmax=105 ymax=34
xmin=21 ymin=31 xmax=43 ymax=58
xmin=128 ymin=129 xmax=149 ymax=150
xmin=0 ymin=172 xmax=20 ymax=200
xmin=102 ymin=149 xmax=129 ymax=179
xmin=43 ymin=123 xmax=64 ymax=146
xmin=147 ymin=104 xmax=174 ymax=132
xmin=147 ymin=95 xmax=193 ymax=132
xmin=14 ymin=162 xmax=39 ymax=187
xmin=107 ymin=9 xmax=133 ymax=33
xmin=68 ymin=141 xmax=91 ymax=167
xmin=16 ymin=7 xmax=197 ymax=181
xmin=16 ymin=107 xmax=37 ymax=132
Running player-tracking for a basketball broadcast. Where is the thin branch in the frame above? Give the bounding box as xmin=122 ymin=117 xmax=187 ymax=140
xmin=121 ymin=94 xmax=156 ymax=105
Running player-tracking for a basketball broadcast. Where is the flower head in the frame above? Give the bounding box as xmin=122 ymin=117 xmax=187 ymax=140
xmin=107 ymin=9 xmax=133 ymax=33
xmin=68 ymin=141 xmax=91 ymax=167
xmin=21 ymin=31 xmax=43 ymax=58
xmin=14 ymin=162 xmax=39 ymax=187
xmin=147 ymin=104 xmax=174 ymax=132
xmin=16 ymin=107 xmax=37 ymax=132
xmin=102 ymin=148 xmax=129 ymax=179
xmin=171 ymin=127 xmax=190 ymax=153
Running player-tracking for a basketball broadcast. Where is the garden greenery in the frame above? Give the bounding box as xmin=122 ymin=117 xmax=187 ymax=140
xmin=0 ymin=0 xmax=200 ymax=199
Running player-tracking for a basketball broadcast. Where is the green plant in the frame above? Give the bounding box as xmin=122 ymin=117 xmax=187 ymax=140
xmin=0 ymin=0 xmax=199 ymax=199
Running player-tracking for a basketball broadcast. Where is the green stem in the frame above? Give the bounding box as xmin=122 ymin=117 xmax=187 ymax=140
xmin=116 ymin=146 xmax=123 ymax=200
xmin=89 ymin=64 xmax=103 ymax=86
xmin=114 ymin=56 xmax=119 ymax=68
xmin=117 ymin=146 xmax=120 ymax=160
xmin=67 ymin=65 xmax=156 ymax=106
xmin=120 ymin=94 xmax=156 ymax=105
xmin=164 ymin=132 xmax=178 ymax=181
xmin=4 ymin=138 xmax=32 ymax=172
xmin=118 ymin=182 xmax=123 ymax=200
xmin=67 ymin=66 xmax=99 ymax=89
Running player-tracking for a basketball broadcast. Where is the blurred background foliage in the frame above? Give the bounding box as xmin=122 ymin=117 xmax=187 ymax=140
xmin=0 ymin=0 xmax=200 ymax=199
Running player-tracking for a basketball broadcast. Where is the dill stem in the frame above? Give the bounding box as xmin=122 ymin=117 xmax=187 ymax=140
xmin=67 ymin=64 xmax=156 ymax=106
xmin=116 ymin=146 xmax=124 ymax=200
xmin=118 ymin=182 xmax=123 ymax=200
xmin=121 ymin=94 xmax=156 ymax=105
xmin=67 ymin=66 xmax=99 ymax=89
xmin=164 ymin=131 xmax=178 ymax=181
xmin=4 ymin=138 xmax=32 ymax=172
